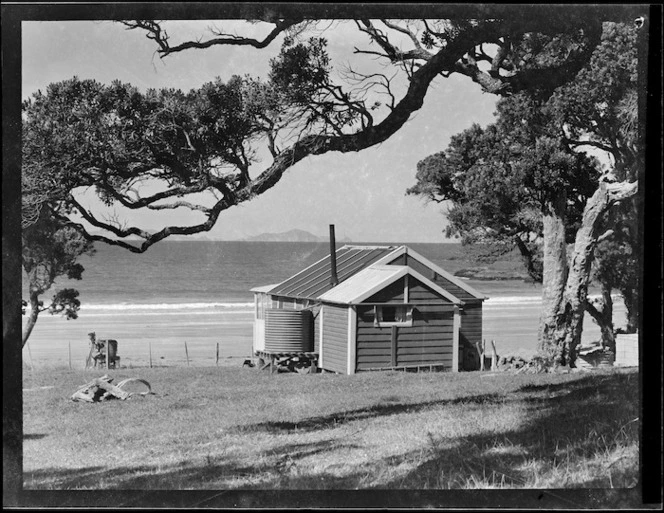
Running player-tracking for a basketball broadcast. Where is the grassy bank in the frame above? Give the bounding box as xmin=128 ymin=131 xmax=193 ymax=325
xmin=22 ymin=366 xmax=639 ymax=490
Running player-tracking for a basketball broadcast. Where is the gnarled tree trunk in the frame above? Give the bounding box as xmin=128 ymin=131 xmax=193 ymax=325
xmin=540 ymin=181 xmax=638 ymax=366
xmin=585 ymin=283 xmax=615 ymax=352
xmin=620 ymin=286 xmax=639 ymax=333
xmin=537 ymin=193 xmax=569 ymax=360
xmin=22 ymin=291 xmax=41 ymax=347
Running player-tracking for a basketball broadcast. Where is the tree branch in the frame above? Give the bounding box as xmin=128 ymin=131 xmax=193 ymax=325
xmin=145 ymin=201 xmax=211 ymax=213
xmin=356 ymin=19 xmax=433 ymax=63
xmin=566 ymin=138 xmax=616 ymax=155
xmin=120 ymin=18 xmax=304 ymax=57
xmin=90 ymin=177 xmax=211 ymax=210
xmin=380 ymin=19 xmax=434 ymax=60
xmin=596 ymin=229 xmax=615 ymax=244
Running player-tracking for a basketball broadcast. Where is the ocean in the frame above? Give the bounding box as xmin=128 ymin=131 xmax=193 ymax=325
xmin=21 ymin=241 xmax=625 ymax=368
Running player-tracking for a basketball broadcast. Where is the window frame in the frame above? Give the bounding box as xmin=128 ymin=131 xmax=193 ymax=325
xmin=373 ymin=304 xmax=413 ymax=328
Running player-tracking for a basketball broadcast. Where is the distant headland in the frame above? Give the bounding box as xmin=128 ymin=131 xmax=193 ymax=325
xmin=243 ymin=229 xmax=352 ymax=243
xmin=127 ymin=229 xmax=352 ymax=242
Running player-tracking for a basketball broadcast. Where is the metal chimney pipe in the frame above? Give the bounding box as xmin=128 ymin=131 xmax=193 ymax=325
xmin=329 ymin=224 xmax=339 ymax=287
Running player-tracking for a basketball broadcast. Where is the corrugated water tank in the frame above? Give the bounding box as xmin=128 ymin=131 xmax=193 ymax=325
xmin=265 ymin=309 xmax=313 ymax=353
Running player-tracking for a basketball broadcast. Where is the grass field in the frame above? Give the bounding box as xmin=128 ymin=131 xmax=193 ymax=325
xmin=22 ymin=365 xmax=639 ymax=491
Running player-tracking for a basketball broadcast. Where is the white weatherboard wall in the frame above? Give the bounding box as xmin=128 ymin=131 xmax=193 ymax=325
xmin=452 ymin=306 xmax=461 ymax=372
xmin=615 ymin=333 xmax=639 ymax=367
xmin=347 ymin=307 xmax=357 ymax=375
xmin=253 ymin=293 xmax=266 ymax=353
xmin=320 ymin=304 xmax=349 ymax=374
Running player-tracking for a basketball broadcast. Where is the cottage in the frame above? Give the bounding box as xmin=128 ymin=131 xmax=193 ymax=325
xmin=251 ymin=242 xmax=487 ymax=374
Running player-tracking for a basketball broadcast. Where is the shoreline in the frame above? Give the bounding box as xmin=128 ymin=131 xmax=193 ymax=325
xmin=22 ymin=296 xmax=627 ymax=370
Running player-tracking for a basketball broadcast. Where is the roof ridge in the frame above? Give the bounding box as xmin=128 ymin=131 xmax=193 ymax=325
xmin=340 ymin=244 xmax=401 ymax=250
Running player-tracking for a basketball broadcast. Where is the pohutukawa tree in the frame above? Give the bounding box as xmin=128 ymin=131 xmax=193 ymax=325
xmin=408 ymin=22 xmax=642 ymax=366
xmin=21 ymin=9 xmax=644 ymax=353
xmin=21 ymin=110 xmax=96 ymax=346
xmin=22 ymin=11 xmax=615 ymax=257
xmin=21 ymin=211 xmax=94 ymax=346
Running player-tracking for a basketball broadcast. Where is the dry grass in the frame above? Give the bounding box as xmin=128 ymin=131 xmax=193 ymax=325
xmin=22 ymin=365 xmax=639 ymax=491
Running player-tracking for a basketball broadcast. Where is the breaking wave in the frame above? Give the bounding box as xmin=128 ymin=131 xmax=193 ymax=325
xmin=484 ymin=293 xmax=622 ymax=307
xmin=20 ymin=302 xmax=256 ymax=315
xmin=484 ymin=296 xmax=542 ymax=306
xmin=79 ymin=302 xmax=254 ymax=311
xmin=26 ymin=294 xmax=623 ymax=313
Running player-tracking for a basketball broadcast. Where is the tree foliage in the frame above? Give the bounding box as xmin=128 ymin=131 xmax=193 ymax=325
xmin=407 ymin=94 xmax=600 ymax=282
xmin=21 ymin=208 xmax=95 ymax=346
xmin=20 ymin=10 xmax=643 ymax=352
xmin=408 ymin=21 xmax=641 ymax=362
xmin=21 ymin=12 xmax=616 ymax=255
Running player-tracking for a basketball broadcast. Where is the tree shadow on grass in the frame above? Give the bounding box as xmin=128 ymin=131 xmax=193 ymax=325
xmin=517 ymin=371 xmax=631 ymax=396
xmin=23 ymin=433 xmax=48 ymax=440
xmin=23 ymin=438 xmax=363 ymax=490
xmin=22 ymin=370 xmax=640 ymax=503
xmin=230 ymin=392 xmax=505 ymax=434
xmin=378 ymin=370 xmax=639 ymax=493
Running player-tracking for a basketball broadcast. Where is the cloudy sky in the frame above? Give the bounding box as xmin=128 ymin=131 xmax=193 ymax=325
xmin=22 ymin=19 xmax=499 ymax=243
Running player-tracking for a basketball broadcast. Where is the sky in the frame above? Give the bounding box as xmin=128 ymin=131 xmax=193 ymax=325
xmin=22 ymin=19 xmax=499 ymax=243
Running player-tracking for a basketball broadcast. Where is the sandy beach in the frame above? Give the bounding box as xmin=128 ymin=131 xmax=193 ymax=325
xmin=21 ymin=296 xmax=627 ymax=369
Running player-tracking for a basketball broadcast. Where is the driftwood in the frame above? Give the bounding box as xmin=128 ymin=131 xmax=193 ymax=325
xmin=71 ymin=375 xmax=153 ymax=403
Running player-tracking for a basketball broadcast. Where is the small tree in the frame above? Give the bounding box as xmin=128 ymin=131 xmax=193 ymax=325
xmin=21 ymin=208 xmax=95 ymax=346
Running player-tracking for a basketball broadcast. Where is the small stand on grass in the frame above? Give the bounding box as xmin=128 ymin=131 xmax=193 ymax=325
xmin=185 ymin=341 xmax=190 ymax=367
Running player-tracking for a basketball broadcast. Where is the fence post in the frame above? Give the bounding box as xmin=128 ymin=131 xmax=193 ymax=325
xmin=106 ymin=340 xmax=109 ymax=370
xmin=68 ymin=341 xmax=72 ymax=370
xmin=491 ymin=339 xmax=498 ymax=371
xmin=27 ymin=342 xmax=34 ymax=371
xmin=475 ymin=340 xmax=486 ymax=371
xmin=216 ymin=342 xmax=219 ymax=367
xmin=149 ymin=341 xmax=153 ymax=368
xmin=185 ymin=341 xmax=190 ymax=367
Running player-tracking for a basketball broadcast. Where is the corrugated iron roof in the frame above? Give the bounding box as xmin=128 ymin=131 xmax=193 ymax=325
xmin=250 ymin=284 xmax=281 ymax=293
xmin=267 ymin=245 xmax=399 ymax=299
xmin=317 ymin=265 xmax=405 ymax=303
xmin=372 ymin=246 xmax=488 ymax=300
xmin=318 ymin=264 xmax=463 ymax=305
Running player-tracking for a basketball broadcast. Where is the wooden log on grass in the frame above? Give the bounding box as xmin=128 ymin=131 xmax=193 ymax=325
xmin=95 ymin=378 xmax=131 ymax=401
xmin=71 ymin=375 xmax=146 ymax=402
xmin=72 ymin=375 xmax=127 ymax=402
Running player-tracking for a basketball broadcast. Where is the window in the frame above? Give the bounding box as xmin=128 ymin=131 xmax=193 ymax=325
xmin=256 ymin=295 xmax=264 ymax=320
xmin=374 ymin=305 xmax=413 ymax=327
xmin=256 ymin=294 xmax=270 ymax=320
